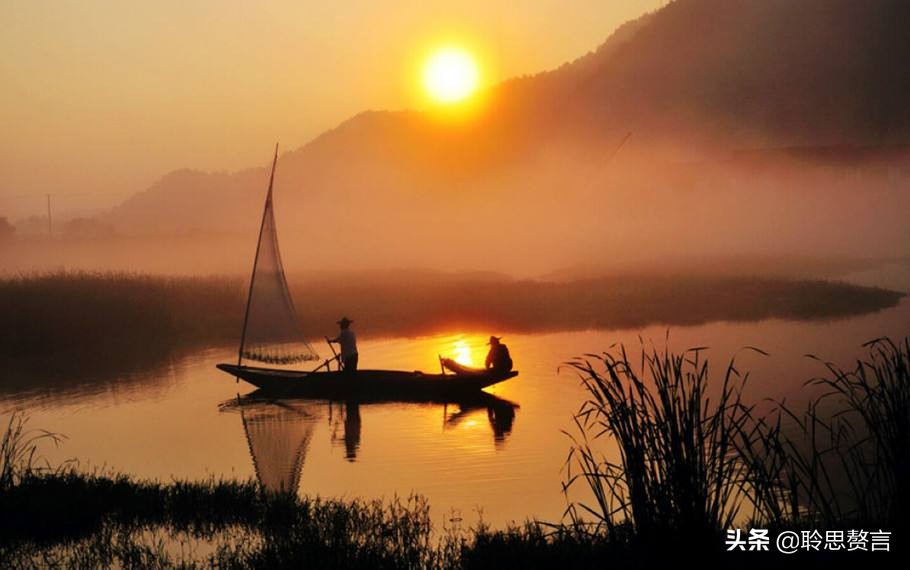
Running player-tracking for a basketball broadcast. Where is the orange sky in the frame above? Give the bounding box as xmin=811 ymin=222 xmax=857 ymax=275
xmin=0 ymin=1 xmax=664 ymax=219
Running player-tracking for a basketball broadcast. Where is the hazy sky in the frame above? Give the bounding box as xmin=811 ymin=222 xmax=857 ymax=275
xmin=1 ymin=1 xmax=663 ymax=219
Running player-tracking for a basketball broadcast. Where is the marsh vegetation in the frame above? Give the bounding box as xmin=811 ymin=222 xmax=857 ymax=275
xmin=1 ymin=270 xmax=901 ymax=362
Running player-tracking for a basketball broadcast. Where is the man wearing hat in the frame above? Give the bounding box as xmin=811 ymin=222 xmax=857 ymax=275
xmin=484 ymin=336 xmax=513 ymax=373
xmin=329 ymin=317 xmax=358 ymax=374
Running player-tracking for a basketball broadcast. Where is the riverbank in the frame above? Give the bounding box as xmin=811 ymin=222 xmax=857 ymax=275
xmin=2 ymin=270 xmax=903 ymax=360
xmin=0 ymin=470 xmax=855 ymax=569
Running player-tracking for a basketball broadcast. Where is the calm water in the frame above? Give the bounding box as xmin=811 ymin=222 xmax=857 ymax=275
xmin=2 ymin=298 xmax=909 ymax=528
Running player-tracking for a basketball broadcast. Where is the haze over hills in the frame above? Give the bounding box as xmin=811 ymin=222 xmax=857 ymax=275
xmin=512 ymin=0 xmax=910 ymax=147
xmin=11 ymin=0 xmax=910 ymax=275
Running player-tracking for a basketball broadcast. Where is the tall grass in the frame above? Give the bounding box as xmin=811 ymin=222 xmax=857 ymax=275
xmin=295 ymin=272 xmax=904 ymax=339
xmin=1 ymin=270 xmax=900 ymax=359
xmin=0 ymin=271 xmax=243 ymax=358
xmin=0 ymin=412 xmax=65 ymax=491
xmin=2 ymin=472 xmax=459 ymax=568
xmin=563 ymin=335 xmax=909 ymax=544
xmin=739 ymin=337 xmax=910 ymax=529
xmin=562 ymin=342 xmax=763 ymax=546
xmin=0 ymin=410 xmax=458 ymax=568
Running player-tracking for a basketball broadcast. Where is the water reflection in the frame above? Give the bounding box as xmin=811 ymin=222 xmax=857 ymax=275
xmin=222 ymin=391 xmax=519 ymax=491
xmin=237 ymin=399 xmax=317 ymax=494
xmin=443 ymin=398 xmax=515 ymax=448
xmin=329 ymin=401 xmax=361 ymax=462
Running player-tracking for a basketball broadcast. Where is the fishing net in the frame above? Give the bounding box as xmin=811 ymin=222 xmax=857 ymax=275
xmin=240 ymin=172 xmax=319 ymax=364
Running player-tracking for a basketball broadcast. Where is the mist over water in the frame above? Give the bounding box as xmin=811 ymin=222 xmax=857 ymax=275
xmin=3 ymin=143 xmax=909 ymax=278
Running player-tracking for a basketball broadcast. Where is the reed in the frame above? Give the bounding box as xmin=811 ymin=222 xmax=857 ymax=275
xmin=561 ymin=341 xmax=763 ymax=547
xmin=1 ymin=270 xmax=900 ymax=360
xmin=563 ymin=334 xmax=910 ymax=545
xmin=739 ymin=337 xmax=910 ymax=529
xmin=1 ymin=469 xmax=457 ymax=569
xmin=0 ymin=412 xmax=65 ymax=491
xmin=0 ymin=271 xmax=243 ymax=358
xmin=462 ymin=521 xmax=634 ymax=569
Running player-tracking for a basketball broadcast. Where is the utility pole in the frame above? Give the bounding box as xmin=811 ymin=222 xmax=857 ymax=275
xmin=46 ymin=193 xmax=52 ymax=237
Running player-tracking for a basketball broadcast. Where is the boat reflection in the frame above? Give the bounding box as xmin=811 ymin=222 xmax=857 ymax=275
xmin=221 ymin=391 xmax=519 ymax=492
xmin=440 ymin=397 xmax=516 ymax=447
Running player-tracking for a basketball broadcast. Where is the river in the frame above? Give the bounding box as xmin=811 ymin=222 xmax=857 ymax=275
xmin=2 ymin=298 xmax=908 ymax=528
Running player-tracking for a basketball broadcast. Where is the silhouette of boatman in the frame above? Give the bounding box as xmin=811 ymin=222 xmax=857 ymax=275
xmin=328 ymin=317 xmax=358 ymax=374
xmin=484 ymin=336 xmax=513 ymax=373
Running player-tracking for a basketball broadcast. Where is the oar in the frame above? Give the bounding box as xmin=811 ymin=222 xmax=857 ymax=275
xmin=325 ymin=336 xmax=340 ymax=371
xmin=309 ymin=353 xmax=341 ymax=374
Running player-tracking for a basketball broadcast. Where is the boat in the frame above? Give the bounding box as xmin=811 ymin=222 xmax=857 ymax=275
xmin=218 ymin=363 xmax=518 ymax=397
xmin=223 ymin=386 xmax=520 ymax=409
xmin=216 ymin=145 xmax=518 ymax=395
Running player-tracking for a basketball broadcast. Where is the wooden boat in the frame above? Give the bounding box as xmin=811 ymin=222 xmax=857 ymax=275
xmin=218 ymin=363 xmax=518 ymax=397
xmin=221 ymin=387 xmax=519 ymax=410
xmin=215 ymin=146 xmax=518 ymax=395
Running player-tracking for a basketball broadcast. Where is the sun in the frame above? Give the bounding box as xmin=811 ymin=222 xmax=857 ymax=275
xmin=422 ymin=47 xmax=479 ymax=104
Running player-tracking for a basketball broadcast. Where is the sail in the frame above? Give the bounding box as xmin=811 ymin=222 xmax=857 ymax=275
xmin=240 ymin=401 xmax=315 ymax=493
xmin=239 ymin=146 xmax=319 ymax=364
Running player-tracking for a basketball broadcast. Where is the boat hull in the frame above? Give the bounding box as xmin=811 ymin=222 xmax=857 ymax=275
xmin=216 ymin=363 xmax=518 ymax=397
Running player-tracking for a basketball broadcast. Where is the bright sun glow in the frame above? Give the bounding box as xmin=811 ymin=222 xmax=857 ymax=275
xmin=422 ymin=47 xmax=479 ymax=104
xmin=452 ymin=339 xmax=474 ymax=366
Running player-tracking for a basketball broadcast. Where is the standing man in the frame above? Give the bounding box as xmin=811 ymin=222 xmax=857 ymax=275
xmin=328 ymin=317 xmax=358 ymax=374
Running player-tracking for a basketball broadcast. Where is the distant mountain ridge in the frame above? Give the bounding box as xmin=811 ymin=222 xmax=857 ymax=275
xmin=505 ymin=0 xmax=908 ymax=144
xmin=102 ymin=0 xmax=910 ymax=272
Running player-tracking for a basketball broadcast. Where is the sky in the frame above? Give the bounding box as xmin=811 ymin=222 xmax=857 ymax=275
xmin=0 ymin=0 xmax=665 ymax=220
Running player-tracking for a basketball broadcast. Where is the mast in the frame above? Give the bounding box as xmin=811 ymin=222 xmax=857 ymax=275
xmin=237 ymin=143 xmax=280 ymax=368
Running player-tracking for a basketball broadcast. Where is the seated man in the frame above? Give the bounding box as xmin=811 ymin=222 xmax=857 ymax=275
xmin=484 ymin=336 xmax=513 ymax=373
xmin=441 ymin=335 xmax=513 ymax=375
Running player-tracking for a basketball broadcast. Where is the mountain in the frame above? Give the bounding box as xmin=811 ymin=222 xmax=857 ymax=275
xmin=515 ymin=0 xmax=910 ymax=147
xmin=102 ymin=0 xmax=910 ymax=274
